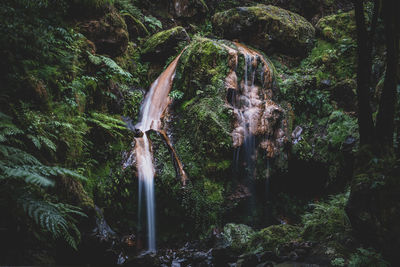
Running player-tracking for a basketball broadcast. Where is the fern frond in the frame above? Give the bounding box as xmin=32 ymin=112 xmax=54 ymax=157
xmin=86 ymin=112 xmax=128 ymax=137
xmin=38 ymin=135 xmax=57 ymax=152
xmin=2 ymin=166 xmax=55 ymax=187
xmin=87 ymin=52 xmax=132 ymax=80
xmin=21 ymin=197 xmax=87 ymax=250
xmin=0 ymin=112 xmax=24 ymax=142
xmin=0 ymin=144 xmax=42 ymax=165
xmin=27 ymin=134 xmax=41 ymax=149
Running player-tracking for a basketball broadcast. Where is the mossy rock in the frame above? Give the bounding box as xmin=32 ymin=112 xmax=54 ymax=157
xmin=212 ymin=5 xmax=315 ymax=56
xmin=141 ymin=26 xmax=190 ymax=62
xmin=170 ymin=37 xmax=233 ymax=182
xmin=221 ymin=223 xmax=255 ymax=251
xmin=249 ymin=224 xmax=302 ymax=252
xmin=149 ymin=37 xmax=287 ymax=234
xmin=122 ymin=13 xmax=149 ymax=41
xmin=79 ymin=9 xmax=129 ymax=57
xmin=316 ymin=10 xmax=356 ymax=42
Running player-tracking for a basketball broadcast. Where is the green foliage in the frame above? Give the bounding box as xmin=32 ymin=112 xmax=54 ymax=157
xmin=248 ymin=224 xmax=302 ymax=253
xmin=0 ymin=0 xmax=141 ymax=256
xmin=172 ymin=38 xmax=232 ymax=178
xmin=348 ymin=248 xmax=389 ymax=267
xmin=122 ymin=89 xmax=144 ymax=119
xmin=0 ymin=112 xmax=86 ymax=248
xmin=15 ymin=104 xmax=90 ymax=167
xmin=301 ymin=192 xmax=350 ymax=241
xmin=21 ymin=197 xmax=86 ymax=250
xmin=327 ymin=110 xmax=358 ymax=149
xmin=86 ymin=112 xmax=128 ymax=137
xmin=196 ymin=19 xmax=213 ymax=37
xmin=169 ymin=90 xmax=184 ymax=100
xmin=114 ymin=0 xmax=143 ymax=19
xmin=144 ymin=15 xmax=162 ymax=32
xmin=331 ymin=257 xmax=346 ymax=266
xmin=87 ymin=52 xmax=133 ymax=83
xmin=221 ymin=223 xmax=255 ymax=252
xmin=181 ymin=179 xmax=226 ymax=234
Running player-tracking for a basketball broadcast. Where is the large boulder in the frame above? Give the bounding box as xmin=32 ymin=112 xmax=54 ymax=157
xmin=148 ymin=37 xmax=289 ymax=238
xmin=170 ymin=37 xmax=289 ymax=182
xmin=212 ymin=5 xmax=315 ymax=56
xmin=80 ymin=10 xmax=129 ymax=57
xmin=141 ymin=26 xmax=190 ymax=62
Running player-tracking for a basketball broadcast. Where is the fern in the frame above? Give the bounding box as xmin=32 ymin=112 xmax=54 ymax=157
xmin=87 ymin=52 xmax=133 ymax=81
xmin=0 ymin=112 xmax=87 ymax=248
xmin=144 ymin=15 xmax=162 ymax=32
xmin=21 ymin=197 xmax=87 ymax=250
xmin=86 ymin=112 xmax=128 ymax=137
xmin=302 ymin=192 xmax=351 ymax=241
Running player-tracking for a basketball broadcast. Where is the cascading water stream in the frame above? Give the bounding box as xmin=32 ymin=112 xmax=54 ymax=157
xmin=134 ymin=52 xmax=184 ymax=252
xmin=224 ymin=42 xmax=282 ymax=222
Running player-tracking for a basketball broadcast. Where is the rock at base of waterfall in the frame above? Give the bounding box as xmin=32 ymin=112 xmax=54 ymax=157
xmin=134 ymin=128 xmax=144 ymax=138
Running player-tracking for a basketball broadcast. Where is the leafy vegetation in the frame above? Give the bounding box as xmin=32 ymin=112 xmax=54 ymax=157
xmin=0 ymin=0 xmax=398 ymax=265
xmin=0 ymin=112 xmax=86 ymax=249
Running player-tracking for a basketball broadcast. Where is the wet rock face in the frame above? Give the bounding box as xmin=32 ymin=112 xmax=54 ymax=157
xmin=80 ymin=10 xmax=129 ymax=57
xmin=141 ymin=26 xmax=190 ymax=63
xmin=212 ymin=5 xmax=315 ymax=56
xmin=225 ymin=42 xmax=288 ymax=161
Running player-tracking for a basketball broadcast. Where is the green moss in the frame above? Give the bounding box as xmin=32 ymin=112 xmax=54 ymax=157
xmin=212 ymin=4 xmax=315 ymax=55
xmin=121 ymin=13 xmax=149 ymax=35
xmin=171 ymin=37 xmax=233 ymax=182
xmin=249 ymin=224 xmax=302 ymax=252
xmin=141 ymin=26 xmax=186 ymax=55
xmin=316 ymin=11 xmax=356 ymax=42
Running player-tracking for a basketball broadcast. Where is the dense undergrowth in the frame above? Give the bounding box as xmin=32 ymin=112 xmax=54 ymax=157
xmin=0 ymin=0 xmax=398 ymax=266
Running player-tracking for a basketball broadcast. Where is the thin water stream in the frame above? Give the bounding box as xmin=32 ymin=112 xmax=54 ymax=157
xmin=134 ymin=53 xmax=184 ymax=252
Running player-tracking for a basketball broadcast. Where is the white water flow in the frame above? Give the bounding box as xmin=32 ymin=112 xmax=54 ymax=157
xmin=224 ymin=42 xmax=277 ymax=221
xmin=134 ymin=53 xmax=183 ymax=252
xmin=231 ymin=44 xmax=264 ymax=181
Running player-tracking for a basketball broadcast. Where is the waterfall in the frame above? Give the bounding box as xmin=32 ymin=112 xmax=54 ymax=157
xmin=134 ymin=52 xmax=184 ymax=252
xmin=224 ymin=42 xmax=283 ymax=222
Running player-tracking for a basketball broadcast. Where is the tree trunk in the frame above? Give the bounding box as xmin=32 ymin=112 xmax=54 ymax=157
xmin=376 ymin=0 xmax=400 ymax=147
xmin=354 ymin=0 xmax=375 ymax=145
